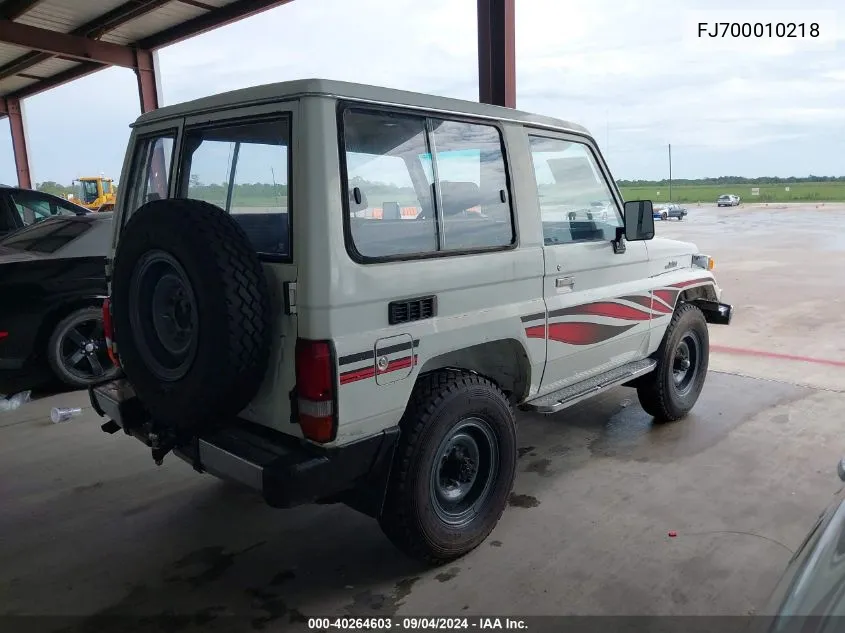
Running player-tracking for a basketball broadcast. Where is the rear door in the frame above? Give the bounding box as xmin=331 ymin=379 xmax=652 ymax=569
xmin=527 ymin=132 xmax=653 ymax=394
xmin=178 ymin=103 xmax=298 ymax=431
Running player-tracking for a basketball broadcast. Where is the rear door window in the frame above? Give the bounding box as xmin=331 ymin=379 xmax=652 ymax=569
xmin=178 ymin=117 xmax=291 ymax=260
xmin=125 ymin=133 xmax=176 ymax=214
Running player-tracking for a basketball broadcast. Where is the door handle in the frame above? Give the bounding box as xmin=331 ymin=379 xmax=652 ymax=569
xmin=556 ymin=276 xmax=575 ymax=290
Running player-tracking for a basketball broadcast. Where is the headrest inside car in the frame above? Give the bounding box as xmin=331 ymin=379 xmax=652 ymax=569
xmin=439 ymin=181 xmax=481 ymax=216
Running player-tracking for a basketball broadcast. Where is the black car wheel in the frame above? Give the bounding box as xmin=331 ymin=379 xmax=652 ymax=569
xmin=636 ymin=303 xmax=709 ymax=422
xmin=379 ymin=370 xmax=517 ymax=565
xmin=47 ymin=307 xmax=118 ymax=389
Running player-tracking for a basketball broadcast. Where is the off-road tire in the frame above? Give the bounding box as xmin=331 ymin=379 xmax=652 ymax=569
xmin=111 ymin=199 xmax=272 ymax=430
xmin=379 ymin=370 xmax=517 ymax=565
xmin=637 ymin=303 xmax=709 ymax=422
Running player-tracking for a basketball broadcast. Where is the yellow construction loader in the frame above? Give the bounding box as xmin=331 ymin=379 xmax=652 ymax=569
xmin=68 ymin=176 xmax=117 ymax=212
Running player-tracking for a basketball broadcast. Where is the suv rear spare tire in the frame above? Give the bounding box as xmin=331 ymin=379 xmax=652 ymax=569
xmin=111 ymin=199 xmax=272 ymax=430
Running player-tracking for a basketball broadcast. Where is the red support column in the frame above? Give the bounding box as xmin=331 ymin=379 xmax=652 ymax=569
xmin=135 ymin=48 xmax=161 ymax=113
xmin=6 ymin=97 xmax=32 ymax=189
xmin=477 ymin=0 xmax=515 ymax=108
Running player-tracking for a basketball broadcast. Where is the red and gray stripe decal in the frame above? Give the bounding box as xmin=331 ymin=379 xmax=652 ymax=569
xmin=522 ymin=277 xmax=714 ymax=346
xmin=338 ymin=339 xmax=419 ymax=385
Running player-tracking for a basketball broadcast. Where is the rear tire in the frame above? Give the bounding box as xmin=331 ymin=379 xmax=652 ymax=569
xmin=379 ymin=370 xmax=517 ymax=565
xmin=47 ymin=307 xmax=119 ymax=389
xmin=637 ymin=303 xmax=709 ymax=422
xmin=661 ymin=211 xmax=668 ymax=220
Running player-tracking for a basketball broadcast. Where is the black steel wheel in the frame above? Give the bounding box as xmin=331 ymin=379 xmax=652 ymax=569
xmin=379 ymin=370 xmax=517 ymax=565
xmin=430 ymin=417 xmax=499 ymax=528
xmin=47 ymin=307 xmax=118 ymax=389
xmin=637 ymin=303 xmax=709 ymax=422
xmin=128 ymin=250 xmax=199 ymax=383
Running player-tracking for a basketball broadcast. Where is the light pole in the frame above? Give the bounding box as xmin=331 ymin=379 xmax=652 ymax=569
xmin=668 ymin=143 xmax=673 ymax=202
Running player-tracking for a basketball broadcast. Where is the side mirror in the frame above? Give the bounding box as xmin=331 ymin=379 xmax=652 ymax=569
xmin=623 ymin=200 xmax=655 ymax=241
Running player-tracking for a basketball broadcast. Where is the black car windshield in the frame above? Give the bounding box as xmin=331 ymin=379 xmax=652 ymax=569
xmin=0 ymin=217 xmax=91 ymax=254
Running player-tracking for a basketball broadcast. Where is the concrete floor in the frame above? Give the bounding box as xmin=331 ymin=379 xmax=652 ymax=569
xmin=2 ymin=203 xmax=845 ymax=630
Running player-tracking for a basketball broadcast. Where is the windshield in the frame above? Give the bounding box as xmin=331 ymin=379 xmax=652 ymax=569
xmin=76 ymin=180 xmax=99 ymax=204
xmin=0 ymin=217 xmax=91 ymax=253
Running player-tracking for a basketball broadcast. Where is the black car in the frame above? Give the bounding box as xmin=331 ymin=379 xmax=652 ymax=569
xmin=0 ymin=184 xmax=89 ymax=238
xmin=0 ymin=213 xmax=118 ymax=392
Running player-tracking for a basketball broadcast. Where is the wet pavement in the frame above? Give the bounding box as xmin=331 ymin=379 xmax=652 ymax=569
xmin=657 ymin=202 xmax=845 ymax=391
xmin=2 ymin=370 xmax=844 ymax=630
xmin=3 ymin=202 xmax=845 ymax=629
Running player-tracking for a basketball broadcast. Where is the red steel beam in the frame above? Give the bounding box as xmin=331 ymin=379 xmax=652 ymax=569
xmin=0 ymin=19 xmax=138 ymax=67
xmin=477 ymin=0 xmax=515 ymax=108
xmin=10 ymin=61 xmax=103 ymax=100
xmin=135 ymin=48 xmax=160 ymax=112
xmin=5 ymin=97 xmax=31 ymax=188
xmin=0 ymin=0 xmax=170 ymax=82
xmin=138 ymin=0 xmax=294 ymax=49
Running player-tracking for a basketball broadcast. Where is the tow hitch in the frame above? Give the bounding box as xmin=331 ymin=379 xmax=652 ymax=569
xmin=149 ymin=427 xmax=179 ymax=465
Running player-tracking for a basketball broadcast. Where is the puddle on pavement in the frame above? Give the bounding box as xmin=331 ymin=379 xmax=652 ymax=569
xmin=586 ymin=373 xmax=813 ymax=463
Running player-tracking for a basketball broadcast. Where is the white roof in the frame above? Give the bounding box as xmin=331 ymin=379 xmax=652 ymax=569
xmin=133 ymin=78 xmax=590 ymax=136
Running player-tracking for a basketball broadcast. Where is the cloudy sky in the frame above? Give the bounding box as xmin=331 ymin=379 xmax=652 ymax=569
xmin=0 ymin=0 xmax=842 ymax=185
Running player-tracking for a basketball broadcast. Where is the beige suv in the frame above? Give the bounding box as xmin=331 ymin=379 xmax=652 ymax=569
xmin=90 ymin=79 xmax=732 ymax=565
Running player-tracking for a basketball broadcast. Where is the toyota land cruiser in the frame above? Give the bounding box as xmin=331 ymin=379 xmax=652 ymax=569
xmin=90 ymin=79 xmax=732 ymax=565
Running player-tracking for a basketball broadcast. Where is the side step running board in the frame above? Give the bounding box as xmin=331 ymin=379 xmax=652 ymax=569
xmin=524 ymin=358 xmax=657 ymax=414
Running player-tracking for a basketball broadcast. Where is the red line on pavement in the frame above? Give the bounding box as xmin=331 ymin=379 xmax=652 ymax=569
xmin=712 ymin=345 xmax=845 ymax=368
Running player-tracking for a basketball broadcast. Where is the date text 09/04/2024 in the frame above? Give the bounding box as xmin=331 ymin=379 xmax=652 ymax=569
xmin=308 ymin=617 xmax=528 ymax=630
xmin=698 ymin=22 xmax=819 ymax=38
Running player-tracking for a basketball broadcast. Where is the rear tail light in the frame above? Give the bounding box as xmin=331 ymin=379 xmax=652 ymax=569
xmin=102 ymin=298 xmax=120 ymax=368
xmin=294 ymin=339 xmax=336 ymax=443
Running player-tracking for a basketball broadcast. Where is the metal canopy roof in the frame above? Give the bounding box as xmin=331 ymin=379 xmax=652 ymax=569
xmin=0 ymin=0 xmax=292 ymax=103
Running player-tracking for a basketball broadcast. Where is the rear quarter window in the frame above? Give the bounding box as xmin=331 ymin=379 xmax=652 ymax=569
xmin=340 ymin=106 xmax=515 ymax=262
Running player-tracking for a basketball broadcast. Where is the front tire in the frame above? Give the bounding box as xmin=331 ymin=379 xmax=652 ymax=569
xmin=637 ymin=303 xmax=709 ymax=422
xmin=379 ymin=371 xmax=517 ymax=565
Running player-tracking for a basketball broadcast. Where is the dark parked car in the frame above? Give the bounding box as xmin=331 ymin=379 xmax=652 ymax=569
xmin=0 ymin=184 xmax=89 ymax=238
xmin=752 ymin=459 xmax=845 ymax=633
xmin=0 ymin=213 xmax=118 ymax=393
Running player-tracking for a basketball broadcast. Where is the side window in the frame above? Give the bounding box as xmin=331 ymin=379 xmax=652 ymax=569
xmin=9 ymin=193 xmax=53 ymax=225
xmin=527 ymin=135 xmax=621 ymax=246
xmin=341 ymin=108 xmax=514 ymax=260
xmin=343 ymin=109 xmax=434 ymax=258
xmin=127 ymin=133 xmax=175 ymax=214
xmin=428 ymin=119 xmax=513 ymax=250
xmin=102 ymin=181 xmax=112 ymax=194
xmin=179 ymin=117 xmax=291 ymax=259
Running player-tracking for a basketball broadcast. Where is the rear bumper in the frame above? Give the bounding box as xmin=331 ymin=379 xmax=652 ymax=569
xmin=89 ymin=379 xmax=399 ymax=510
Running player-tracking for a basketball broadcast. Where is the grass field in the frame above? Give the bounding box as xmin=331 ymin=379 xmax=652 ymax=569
xmin=186 ymin=181 xmax=845 ymax=208
xmin=618 ymin=182 xmax=845 ymax=203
